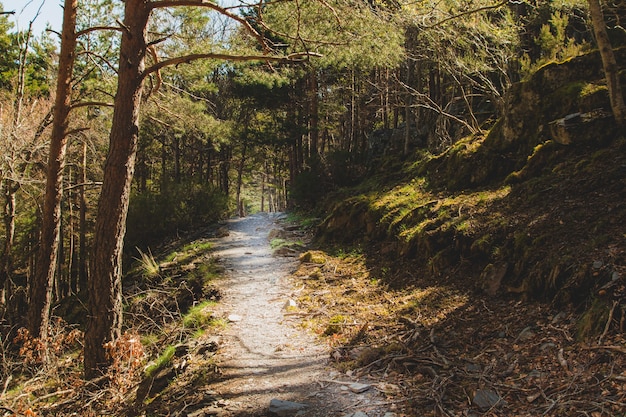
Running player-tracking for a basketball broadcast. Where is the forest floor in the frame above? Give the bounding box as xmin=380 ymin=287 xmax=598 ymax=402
xmin=2 ymin=211 xmax=625 ymax=416
xmin=154 ymin=211 xmax=626 ymax=417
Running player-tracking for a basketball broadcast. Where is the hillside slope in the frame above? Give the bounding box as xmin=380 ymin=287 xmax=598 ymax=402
xmin=315 ymin=49 xmax=626 ymax=335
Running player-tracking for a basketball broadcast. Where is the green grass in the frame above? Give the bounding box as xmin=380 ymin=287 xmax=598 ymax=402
xmin=135 ymin=248 xmax=160 ymax=278
xmin=270 ymin=238 xmax=305 ymax=251
xmin=163 ymin=240 xmax=214 ymax=264
xmin=182 ymin=300 xmax=217 ymax=329
xmin=145 ymin=345 xmax=175 ymax=377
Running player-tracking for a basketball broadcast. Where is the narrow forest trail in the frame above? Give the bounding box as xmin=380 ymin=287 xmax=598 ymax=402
xmin=205 ymin=213 xmax=395 ymax=417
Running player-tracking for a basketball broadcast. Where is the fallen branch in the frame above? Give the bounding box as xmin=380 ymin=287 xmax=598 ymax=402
xmin=583 ymin=345 xmax=626 ymax=354
xmin=598 ymin=300 xmax=619 ymax=345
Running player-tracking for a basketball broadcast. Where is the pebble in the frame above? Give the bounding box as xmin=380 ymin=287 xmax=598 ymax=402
xmin=227 ymin=314 xmax=242 ymax=322
xmin=268 ymin=399 xmax=308 ymax=416
xmin=517 ymin=326 xmax=535 ymax=341
xmin=473 ymin=389 xmax=505 ymax=411
xmin=349 ymin=382 xmax=372 ymax=393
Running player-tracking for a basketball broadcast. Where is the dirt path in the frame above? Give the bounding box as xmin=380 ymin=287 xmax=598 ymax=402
xmin=207 ymin=213 xmax=394 ymax=417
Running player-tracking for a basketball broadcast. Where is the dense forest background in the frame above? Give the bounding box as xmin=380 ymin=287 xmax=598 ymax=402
xmin=0 ymin=0 xmax=625 ymax=413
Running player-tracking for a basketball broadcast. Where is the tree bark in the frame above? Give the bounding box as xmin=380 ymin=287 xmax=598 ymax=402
xmin=84 ymin=0 xmax=150 ymax=379
xmin=307 ymin=70 xmax=319 ymax=160
xmin=0 ymin=180 xmax=17 ymax=300
xmin=588 ymin=0 xmax=625 ymax=125
xmin=27 ymin=0 xmax=77 ymax=339
xmin=79 ymin=140 xmax=88 ymax=292
xmin=236 ymin=141 xmax=247 ymax=217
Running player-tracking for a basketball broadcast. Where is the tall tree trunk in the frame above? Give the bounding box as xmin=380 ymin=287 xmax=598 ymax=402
xmin=27 ymin=0 xmax=77 ymax=339
xmin=308 ymin=70 xmax=319 ymax=161
xmin=0 ymin=181 xmax=17 ymax=302
xmin=173 ymin=135 xmax=181 ymax=183
xmin=236 ymin=141 xmax=247 ymax=217
xmin=78 ymin=140 xmax=88 ymax=293
xmin=219 ymin=147 xmax=230 ymax=196
xmin=84 ymin=0 xmax=150 ymax=379
xmin=403 ymin=58 xmax=414 ymax=156
xmin=588 ymin=0 xmax=625 ymax=125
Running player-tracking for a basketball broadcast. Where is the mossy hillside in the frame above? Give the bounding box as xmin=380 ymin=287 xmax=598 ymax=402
xmin=316 ymin=50 xmax=626 ymax=327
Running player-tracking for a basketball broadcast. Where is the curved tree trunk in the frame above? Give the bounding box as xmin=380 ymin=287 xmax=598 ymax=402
xmin=588 ymin=0 xmax=625 ymax=125
xmin=84 ymin=0 xmax=150 ymax=379
xmin=27 ymin=0 xmax=77 ymax=339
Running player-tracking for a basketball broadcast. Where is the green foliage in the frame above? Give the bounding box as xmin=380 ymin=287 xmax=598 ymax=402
xmin=519 ymin=1 xmax=591 ymax=76
xmin=0 ymin=12 xmax=55 ymax=95
xmin=125 ymin=182 xmax=229 ymax=251
xmin=535 ymin=10 xmax=589 ymax=63
xmin=144 ymin=345 xmax=175 ymax=377
xmin=259 ymin=0 xmax=405 ymax=69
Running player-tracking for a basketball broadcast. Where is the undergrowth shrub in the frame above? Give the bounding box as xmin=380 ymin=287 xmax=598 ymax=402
xmin=13 ymin=318 xmax=82 ymax=370
xmin=104 ymin=331 xmax=145 ymax=398
xmin=126 ymin=181 xmax=229 ymax=251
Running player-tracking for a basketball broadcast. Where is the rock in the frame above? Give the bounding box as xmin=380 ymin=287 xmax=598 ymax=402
xmin=465 ymin=363 xmax=482 ymax=373
xmin=227 ymin=314 xmax=242 ymax=322
xmin=187 ymin=407 xmax=223 ymax=417
xmin=299 ymin=251 xmax=326 ymax=264
xmin=351 ymin=412 xmax=370 ymax=417
xmin=348 ymin=382 xmax=372 ymax=393
xmin=268 ymin=228 xmax=283 ymax=240
xmin=274 ymin=246 xmax=300 ymax=257
xmin=268 ymin=399 xmax=308 ymax=416
xmin=479 ymin=263 xmax=508 ymax=296
xmin=540 ymin=342 xmax=556 ymax=351
xmin=517 ymin=326 xmax=535 ymax=341
xmin=215 ymin=226 xmax=230 ymax=238
xmin=473 ymin=389 xmax=505 ymax=411
xmin=383 ymin=413 xmax=397 ymax=417
xmin=283 ymin=299 xmax=298 ymax=310
xmin=549 ymin=110 xmax=612 ymax=145
xmin=197 ymin=338 xmax=219 ymax=355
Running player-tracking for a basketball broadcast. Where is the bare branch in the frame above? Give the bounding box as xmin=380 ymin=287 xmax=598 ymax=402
xmin=66 ymin=127 xmax=91 ymax=136
xmin=76 ymin=50 xmax=119 ymax=75
xmin=149 ymin=0 xmax=271 ymax=52
xmin=70 ymin=101 xmax=115 ymax=110
xmin=64 ymin=181 xmax=103 ymax=192
xmin=76 ymin=25 xmax=123 ymax=38
xmin=426 ymin=1 xmax=509 ymax=29
xmin=143 ymin=52 xmax=318 ymax=78
xmin=147 ymin=45 xmax=163 ymax=97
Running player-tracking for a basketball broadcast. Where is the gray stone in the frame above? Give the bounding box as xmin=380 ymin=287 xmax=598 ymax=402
xmin=540 ymin=342 xmax=556 ymax=351
xmin=465 ymin=363 xmax=482 ymax=373
xmin=349 ymin=382 xmax=372 ymax=393
xmin=351 ymin=412 xmax=369 ymax=417
xmin=473 ymin=389 xmax=505 ymax=411
xmin=268 ymin=399 xmax=308 ymax=416
xmin=227 ymin=314 xmax=242 ymax=322
xmin=517 ymin=326 xmax=535 ymax=341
